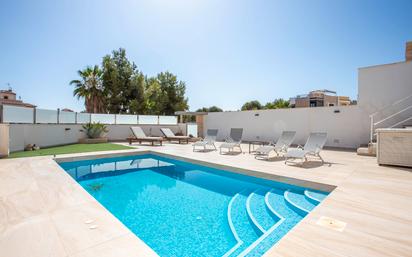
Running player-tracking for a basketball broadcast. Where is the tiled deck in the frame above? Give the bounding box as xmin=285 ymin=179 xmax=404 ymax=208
xmin=0 ymin=143 xmax=411 ymax=257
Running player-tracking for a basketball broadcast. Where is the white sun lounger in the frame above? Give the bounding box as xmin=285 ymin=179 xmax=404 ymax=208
xmin=220 ymin=128 xmax=243 ymax=154
xmin=255 ymin=131 xmax=296 ymax=159
xmin=284 ymin=132 xmax=327 ymax=164
xmin=193 ymin=129 xmax=218 ymax=152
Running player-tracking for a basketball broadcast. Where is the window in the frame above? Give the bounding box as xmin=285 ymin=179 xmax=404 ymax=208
xmin=3 ymin=96 xmax=8 ymax=99
xmin=328 ymin=103 xmax=334 ymax=106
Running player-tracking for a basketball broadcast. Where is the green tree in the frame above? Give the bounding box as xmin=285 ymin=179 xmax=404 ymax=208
xmin=264 ymin=98 xmax=290 ymax=109
xmin=102 ymin=48 xmax=144 ymax=114
xmin=128 ymin=72 xmax=146 ymax=114
xmin=71 ymin=48 xmax=190 ymax=115
xmin=155 ymin=71 xmax=189 ymax=115
xmin=70 ymin=65 xmax=105 ymax=113
xmin=241 ymin=100 xmax=262 ymax=111
xmin=196 ymin=106 xmax=223 ymax=112
xmin=143 ymin=77 xmax=166 ymax=114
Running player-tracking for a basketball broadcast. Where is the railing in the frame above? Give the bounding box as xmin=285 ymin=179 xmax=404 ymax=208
xmin=369 ymin=94 xmax=412 ymax=142
xmin=0 ymin=105 xmax=178 ymax=125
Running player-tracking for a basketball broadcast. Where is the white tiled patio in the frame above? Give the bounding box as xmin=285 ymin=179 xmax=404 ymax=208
xmin=0 ymin=142 xmax=411 ymax=257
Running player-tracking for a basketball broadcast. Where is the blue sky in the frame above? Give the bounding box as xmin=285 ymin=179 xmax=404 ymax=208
xmin=0 ymin=0 xmax=411 ymax=111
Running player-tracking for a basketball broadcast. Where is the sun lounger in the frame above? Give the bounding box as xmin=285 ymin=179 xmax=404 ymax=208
xmin=284 ymin=132 xmax=327 ymax=164
xmin=255 ymin=131 xmax=296 ymax=159
xmin=128 ymin=126 xmax=164 ymax=146
xmin=220 ymin=128 xmax=243 ymax=154
xmin=193 ymin=129 xmax=218 ymax=152
xmin=160 ymin=128 xmax=190 ymax=144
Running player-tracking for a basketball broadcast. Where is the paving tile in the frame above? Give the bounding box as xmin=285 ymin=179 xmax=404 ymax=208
xmin=70 ymin=233 xmax=158 ymax=257
xmin=50 ymin=201 xmax=130 ymax=255
xmin=0 ymin=214 xmax=68 ymax=257
xmin=0 ymin=181 xmax=47 ymax=224
xmin=1 ymin=143 xmax=411 ymax=257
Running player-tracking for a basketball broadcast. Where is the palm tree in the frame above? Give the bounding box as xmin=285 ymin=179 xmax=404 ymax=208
xmin=70 ymin=65 xmax=105 ymax=113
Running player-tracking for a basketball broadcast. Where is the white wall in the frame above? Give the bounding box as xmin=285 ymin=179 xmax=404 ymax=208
xmin=358 ymin=61 xmax=412 ymax=131
xmin=8 ymin=124 xmax=187 ymax=152
xmin=205 ymin=106 xmax=369 ymax=149
xmin=9 ymin=124 xmax=84 ymax=152
xmin=358 ymin=61 xmax=412 ymax=114
xmin=204 ymin=60 xmax=411 ymax=149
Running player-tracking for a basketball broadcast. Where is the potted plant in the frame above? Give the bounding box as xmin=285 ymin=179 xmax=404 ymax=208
xmin=78 ymin=122 xmax=109 ymax=144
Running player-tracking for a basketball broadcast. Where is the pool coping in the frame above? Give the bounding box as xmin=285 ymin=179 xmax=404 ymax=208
xmin=55 ymin=150 xmax=336 ymax=192
xmin=2 ymin=146 xmax=411 ymax=257
xmin=52 ymin=149 xmax=335 ymax=256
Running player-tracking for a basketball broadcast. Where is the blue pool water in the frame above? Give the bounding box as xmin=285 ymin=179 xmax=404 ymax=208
xmin=59 ymin=154 xmax=329 ymax=257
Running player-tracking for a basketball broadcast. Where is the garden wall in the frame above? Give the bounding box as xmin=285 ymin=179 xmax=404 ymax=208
xmin=7 ymin=124 xmax=187 ymax=152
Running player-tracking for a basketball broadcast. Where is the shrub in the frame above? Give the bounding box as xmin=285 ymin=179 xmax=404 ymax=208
xmin=82 ymin=122 xmax=108 ymax=138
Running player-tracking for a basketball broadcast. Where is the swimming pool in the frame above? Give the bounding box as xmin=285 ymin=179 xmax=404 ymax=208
xmin=59 ymin=154 xmax=328 ymax=257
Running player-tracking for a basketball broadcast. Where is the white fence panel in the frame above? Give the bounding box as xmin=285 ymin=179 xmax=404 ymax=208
xmin=91 ymin=114 xmax=115 ymax=124
xmin=159 ymin=116 xmax=177 ymax=125
xmin=59 ymin=111 xmax=76 ymax=124
xmin=77 ymin=113 xmax=91 ymax=124
xmin=187 ymin=123 xmax=198 ymax=137
xmin=36 ymin=109 xmax=58 ymax=123
xmin=2 ymin=105 xmax=34 ymax=123
xmin=138 ymin=115 xmax=158 ymax=124
xmin=116 ymin=114 xmax=138 ymax=124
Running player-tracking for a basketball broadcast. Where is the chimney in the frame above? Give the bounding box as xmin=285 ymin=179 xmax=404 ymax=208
xmin=406 ymin=41 xmax=412 ymax=61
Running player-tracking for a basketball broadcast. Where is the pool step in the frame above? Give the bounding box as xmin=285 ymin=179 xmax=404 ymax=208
xmin=225 ymin=189 xmax=317 ymax=257
xmin=246 ymin=190 xmax=279 ymax=233
xmin=284 ymin=190 xmax=316 ymax=215
xmin=238 ymin=189 xmax=305 ymax=257
xmin=304 ymin=189 xmax=328 ymax=205
xmin=224 ymin=192 xmax=260 ymax=257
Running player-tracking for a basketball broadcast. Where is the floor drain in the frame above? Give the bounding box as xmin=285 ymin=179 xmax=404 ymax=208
xmin=316 ymin=216 xmax=347 ymax=232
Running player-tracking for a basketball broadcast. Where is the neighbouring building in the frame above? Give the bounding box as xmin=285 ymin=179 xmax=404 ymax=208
xmin=0 ymin=88 xmax=36 ymax=108
xmin=406 ymin=41 xmax=412 ymax=61
xmin=289 ymin=89 xmax=351 ymax=108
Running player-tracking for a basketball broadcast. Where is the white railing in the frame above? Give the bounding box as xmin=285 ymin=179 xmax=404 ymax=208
xmin=369 ymin=94 xmax=412 ymax=142
xmin=0 ymin=105 xmax=178 ymax=125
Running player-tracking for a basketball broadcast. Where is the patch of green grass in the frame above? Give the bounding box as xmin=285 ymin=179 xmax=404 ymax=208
xmin=8 ymin=143 xmax=134 ymax=158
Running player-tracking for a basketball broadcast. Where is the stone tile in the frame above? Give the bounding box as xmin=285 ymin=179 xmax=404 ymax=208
xmin=0 ymin=161 xmax=36 ymax=197
xmin=35 ymin=171 xmax=94 ymax=212
xmin=1 ymin=143 xmax=412 ymax=257
xmin=0 ymin=214 xmax=68 ymax=257
xmin=0 ymin=181 xmax=47 ymax=225
xmin=283 ymin=220 xmax=412 ymax=257
xmin=70 ymin=233 xmax=158 ymax=257
xmin=50 ymin=201 xmax=130 ymax=255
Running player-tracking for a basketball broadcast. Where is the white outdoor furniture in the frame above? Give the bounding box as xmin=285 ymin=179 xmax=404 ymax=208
xmin=255 ymin=131 xmax=296 ymax=160
xmin=220 ymin=128 xmax=243 ymax=154
xmin=193 ymin=129 xmax=218 ymax=152
xmin=284 ymin=132 xmax=327 ymax=164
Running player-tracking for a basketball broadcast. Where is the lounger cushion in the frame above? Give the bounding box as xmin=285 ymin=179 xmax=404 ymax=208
xmin=136 ymin=136 xmax=163 ymax=140
xmin=168 ymin=135 xmax=190 ymax=139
